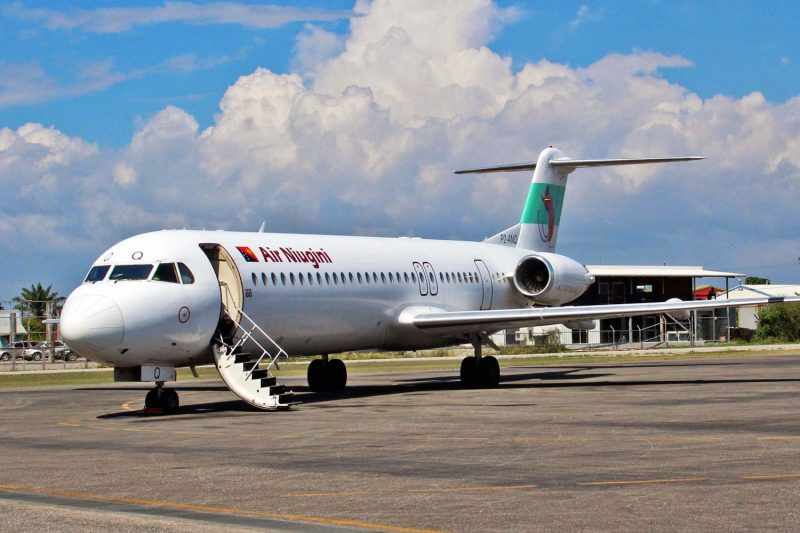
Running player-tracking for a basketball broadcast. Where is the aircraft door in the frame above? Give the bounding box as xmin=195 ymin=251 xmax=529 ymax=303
xmin=412 ymin=262 xmax=428 ymax=296
xmin=474 ymin=259 xmax=493 ymax=310
xmin=200 ymin=244 xmax=244 ymax=328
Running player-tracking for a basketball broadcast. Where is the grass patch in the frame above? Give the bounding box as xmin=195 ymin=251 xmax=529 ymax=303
xmin=2 ymin=347 xmax=799 ymax=390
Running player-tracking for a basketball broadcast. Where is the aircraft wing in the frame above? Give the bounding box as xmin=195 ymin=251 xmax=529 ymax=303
xmin=410 ymin=296 xmax=800 ymax=333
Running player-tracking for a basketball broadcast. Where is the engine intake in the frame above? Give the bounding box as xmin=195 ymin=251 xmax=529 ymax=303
xmin=515 ymin=256 xmax=551 ymax=296
xmin=513 ymin=254 xmax=594 ymax=306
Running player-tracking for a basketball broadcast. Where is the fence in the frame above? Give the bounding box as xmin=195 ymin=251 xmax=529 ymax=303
xmin=506 ymin=315 xmax=735 ymax=351
xmin=0 ymin=298 xmax=85 ymax=370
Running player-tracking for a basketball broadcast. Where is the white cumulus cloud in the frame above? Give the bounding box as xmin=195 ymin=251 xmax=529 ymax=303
xmin=3 ymin=0 xmax=800 ymax=289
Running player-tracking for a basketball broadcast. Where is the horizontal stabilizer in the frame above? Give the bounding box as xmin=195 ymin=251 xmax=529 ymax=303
xmin=454 ymin=156 xmax=703 ymax=174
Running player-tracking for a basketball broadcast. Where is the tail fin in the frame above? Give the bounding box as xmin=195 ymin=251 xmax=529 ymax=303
xmin=457 ymin=147 xmax=702 ymax=252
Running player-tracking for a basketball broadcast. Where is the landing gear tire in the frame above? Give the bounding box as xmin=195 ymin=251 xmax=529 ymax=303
xmin=460 ymin=356 xmax=478 ymax=387
xmin=145 ymin=388 xmax=159 ymax=409
xmin=479 ymin=356 xmax=500 ymax=388
xmin=307 ymin=358 xmax=347 ymax=392
xmin=328 ymin=358 xmax=347 ymax=391
xmin=144 ymin=387 xmax=179 ymax=413
xmin=460 ymin=355 xmax=500 ymax=388
xmin=161 ymin=389 xmax=179 ymax=412
xmin=307 ymin=358 xmax=326 ymax=392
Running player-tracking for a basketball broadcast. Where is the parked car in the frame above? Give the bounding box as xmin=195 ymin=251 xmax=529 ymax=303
xmin=0 ymin=341 xmax=44 ymax=361
xmin=38 ymin=341 xmax=76 ymax=361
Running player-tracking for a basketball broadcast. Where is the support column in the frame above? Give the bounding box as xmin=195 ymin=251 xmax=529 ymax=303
xmin=628 ymin=317 xmax=633 ymax=347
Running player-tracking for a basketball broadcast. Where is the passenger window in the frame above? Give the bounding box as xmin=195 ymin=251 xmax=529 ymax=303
xmin=152 ymin=263 xmax=179 ymax=283
xmin=261 ymin=273 xmax=267 ymax=286
xmin=404 ymin=272 xmax=409 ymax=283
xmin=317 ymin=273 xmax=322 ymax=284
xmin=299 ymin=273 xmax=304 ymax=286
xmin=349 ymin=273 xmax=354 ymax=283
xmin=178 ymin=263 xmax=195 ymax=284
xmin=389 ymin=272 xmax=394 ymax=283
xmin=357 ymin=272 xmax=363 ymax=283
xmin=340 ymin=272 xmax=346 ymax=284
xmin=457 ymin=273 xmax=463 ymax=283
xmin=280 ymin=273 xmax=286 ymax=285
xmin=439 ymin=272 xmax=444 ymax=282
xmin=333 ymin=273 xmax=339 ymax=284
xmin=307 ymin=273 xmax=313 ymax=285
xmin=290 ymin=273 xmax=295 ymax=285
xmin=381 ymin=273 xmax=386 ymax=283
xmin=271 ymin=273 xmax=277 ymax=285
xmin=373 ymin=272 xmax=378 ymax=283
xmin=365 ymin=272 xmax=370 ymax=284
xmin=85 ymin=265 xmax=110 ymax=283
xmin=411 ymin=272 xmax=416 ymax=282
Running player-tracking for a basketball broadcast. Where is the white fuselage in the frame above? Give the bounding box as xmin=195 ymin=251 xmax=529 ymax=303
xmin=60 ymin=230 xmax=592 ymax=368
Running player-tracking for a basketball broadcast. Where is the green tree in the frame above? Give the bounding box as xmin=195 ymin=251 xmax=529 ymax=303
xmin=755 ymin=303 xmax=800 ymax=341
xmin=13 ymin=283 xmax=65 ymax=318
xmin=745 ymin=276 xmax=770 ymax=285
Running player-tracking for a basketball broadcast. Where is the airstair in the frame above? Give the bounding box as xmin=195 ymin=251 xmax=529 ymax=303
xmin=212 ymin=303 xmax=295 ymax=410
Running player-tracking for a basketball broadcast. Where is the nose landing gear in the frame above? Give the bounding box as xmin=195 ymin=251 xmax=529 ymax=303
xmin=144 ymin=382 xmax=179 ymax=413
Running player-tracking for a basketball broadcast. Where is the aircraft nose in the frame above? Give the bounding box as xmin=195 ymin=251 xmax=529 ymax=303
xmin=61 ymin=293 xmax=125 ymax=357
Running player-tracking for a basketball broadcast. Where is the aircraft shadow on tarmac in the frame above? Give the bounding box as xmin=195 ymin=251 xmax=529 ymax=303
xmin=91 ymin=363 xmax=800 ymax=419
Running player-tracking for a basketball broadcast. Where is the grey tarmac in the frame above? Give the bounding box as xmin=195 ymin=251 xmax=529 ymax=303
xmin=3 ymin=354 xmax=800 ymax=532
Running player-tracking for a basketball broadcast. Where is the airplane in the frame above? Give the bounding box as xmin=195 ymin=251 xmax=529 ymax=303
xmin=59 ymin=146 xmax=800 ymax=412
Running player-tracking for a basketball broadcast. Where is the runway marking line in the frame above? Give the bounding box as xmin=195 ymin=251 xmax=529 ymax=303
xmin=579 ymin=477 xmax=707 ymax=487
xmin=286 ymin=484 xmax=538 ymax=498
xmin=742 ymin=473 xmax=800 ymax=481
xmin=0 ymin=483 xmax=442 ymax=533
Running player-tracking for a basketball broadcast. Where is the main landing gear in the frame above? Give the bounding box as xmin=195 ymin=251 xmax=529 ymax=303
xmin=460 ymin=338 xmax=500 ymax=388
xmin=307 ymin=355 xmax=347 ymax=393
xmin=144 ymin=382 xmax=179 ymax=413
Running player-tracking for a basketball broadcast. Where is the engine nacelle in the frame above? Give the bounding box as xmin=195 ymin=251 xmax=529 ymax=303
xmin=513 ymin=254 xmax=594 ymax=306
xmin=665 ymin=298 xmax=691 ymax=321
xmin=563 ymin=319 xmax=597 ymax=331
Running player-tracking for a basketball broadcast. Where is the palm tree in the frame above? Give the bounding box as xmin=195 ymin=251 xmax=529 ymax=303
xmin=13 ymin=284 xmax=65 ymax=318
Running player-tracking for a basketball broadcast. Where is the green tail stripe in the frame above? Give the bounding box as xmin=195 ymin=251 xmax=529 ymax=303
xmin=520 ymin=182 xmax=566 ymax=225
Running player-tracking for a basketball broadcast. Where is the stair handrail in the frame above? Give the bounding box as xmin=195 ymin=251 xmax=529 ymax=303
xmin=219 ymin=283 xmax=289 ymax=377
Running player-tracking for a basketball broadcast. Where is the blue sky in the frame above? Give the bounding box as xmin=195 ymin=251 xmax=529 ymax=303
xmin=1 ymin=0 xmax=800 ymax=300
xmin=3 ymin=1 xmax=797 ymax=146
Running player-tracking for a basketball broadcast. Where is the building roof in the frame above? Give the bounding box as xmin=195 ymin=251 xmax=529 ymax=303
xmin=586 ymin=265 xmax=745 ymax=278
xmin=0 ymin=311 xmax=27 ymax=336
xmin=720 ymin=284 xmax=800 ymax=299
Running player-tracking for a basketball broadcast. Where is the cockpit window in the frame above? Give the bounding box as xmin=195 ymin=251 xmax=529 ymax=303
xmin=178 ymin=263 xmax=195 ymax=284
xmin=84 ymin=265 xmax=110 ymax=283
xmin=109 ymin=264 xmax=153 ymax=281
xmin=152 ymin=263 xmax=179 ymax=283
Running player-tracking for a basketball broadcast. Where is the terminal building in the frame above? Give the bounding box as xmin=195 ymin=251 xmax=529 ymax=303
xmin=492 ymin=265 xmax=745 ymax=347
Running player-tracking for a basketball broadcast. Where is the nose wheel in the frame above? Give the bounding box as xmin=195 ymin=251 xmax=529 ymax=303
xmin=144 ymin=382 xmax=179 ymax=413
